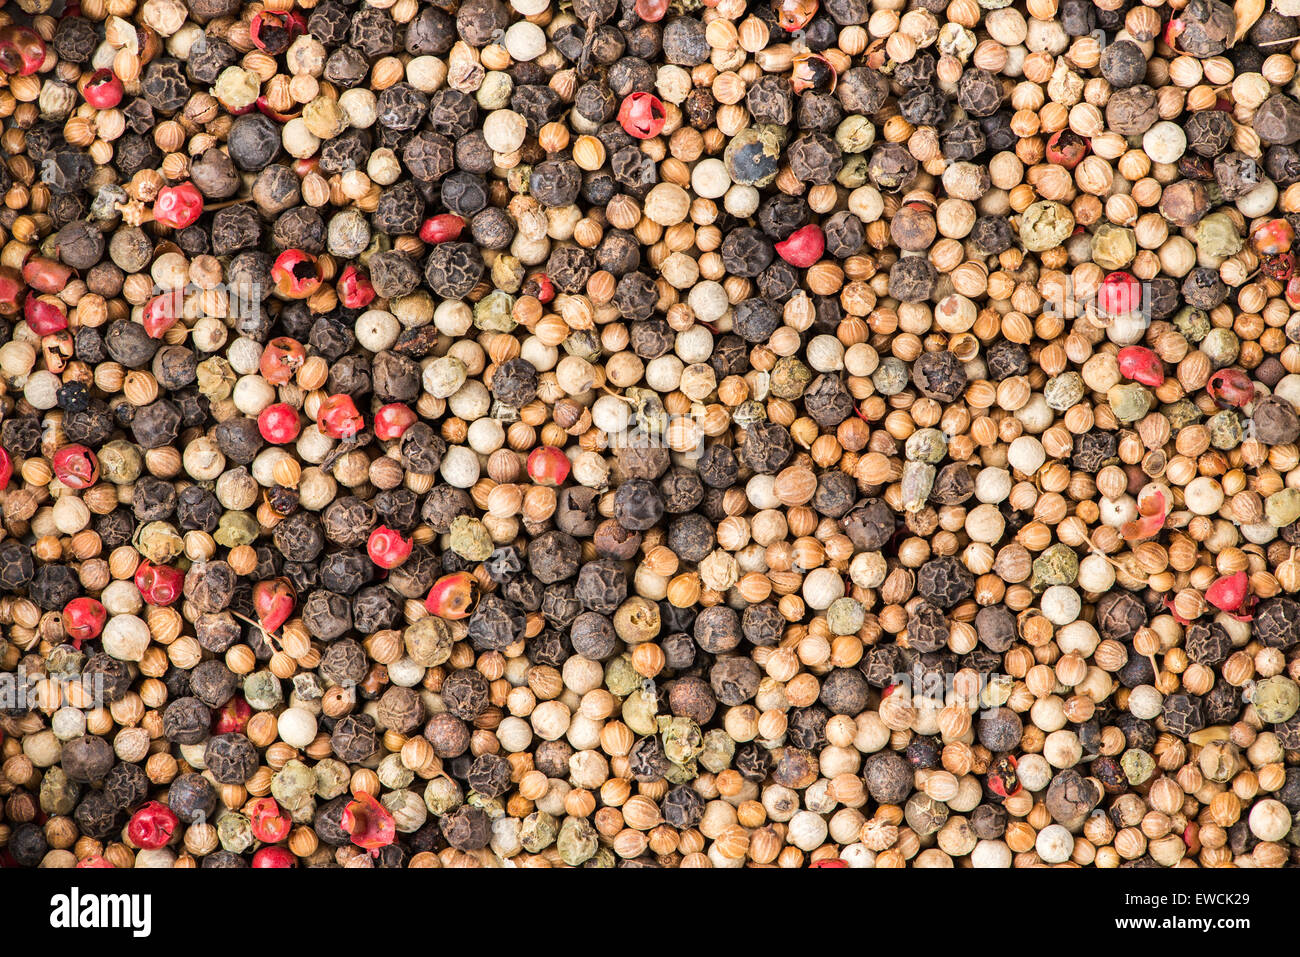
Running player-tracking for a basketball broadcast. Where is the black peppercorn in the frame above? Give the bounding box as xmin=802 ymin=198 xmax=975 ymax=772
xmin=719 ymin=228 xmax=773 ymax=278
xmin=424 ymin=241 xmax=485 ymax=299
xmin=739 ymin=420 xmax=792 ymax=474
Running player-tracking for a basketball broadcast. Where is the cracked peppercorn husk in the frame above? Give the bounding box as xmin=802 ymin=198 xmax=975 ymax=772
xmin=7 ymin=0 xmax=1300 ymax=875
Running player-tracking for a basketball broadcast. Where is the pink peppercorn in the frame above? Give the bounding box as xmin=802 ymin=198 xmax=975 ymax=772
xmin=774 ymin=224 xmax=825 ymax=268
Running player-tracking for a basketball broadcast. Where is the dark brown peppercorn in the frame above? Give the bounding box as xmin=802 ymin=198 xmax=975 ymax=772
xmin=1254 ymin=597 xmax=1300 ymax=649
xmin=468 ymin=594 xmax=525 ymax=651
xmin=162 ymin=697 xmax=212 ymax=745
xmin=204 ymin=733 xmax=259 ymax=783
xmin=739 ymin=421 xmax=792 ymax=474
xmin=977 ymin=707 xmax=1023 ymax=752
xmin=490 ymin=357 xmax=539 ymax=408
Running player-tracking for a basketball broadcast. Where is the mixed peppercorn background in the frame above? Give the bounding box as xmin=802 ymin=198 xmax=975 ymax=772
xmin=3 ymin=0 xmax=1300 ymax=869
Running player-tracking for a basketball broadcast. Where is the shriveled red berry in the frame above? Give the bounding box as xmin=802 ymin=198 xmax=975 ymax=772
xmin=152 ymin=182 xmax=204 ymax=230
xmin=142 ymin=289 xmax=184 ymax=339
xmin=337 ymin=265 xmax=375 ymax=309
xmin=0 ymin=266 xmax=23 ymax=316
xmin=635 ymin=0 xmax=669 ymax=20
xmin=259 ymin=337 xmax=306 ymax=385
xmin=24 ymin=294 xmax=67 ymax=335
xmin=271 ymin=249 xmax=322 ymax=299
xmin=0 ymin=25 xmax=46 ymax=77
xmin=212 ymin=696 xmax=251 ymax=735
xmin=791 ymin=52 xmax=836 ymax=94
xmin=1044 ymin=129 xmax=1089 ymax=170
xmin=0 ymin=447 xmax=11 ymax=491
xmin=1207 ymin=369 xmax=1255 ymax=409
xmin=253 ymin=577 xmax=296 ymax=633
xmin=127 ymin=802 xmax=178 ymax=850
xmin=1117 ymin=346 xmax=1164 ymax=387
xmin=618 ymin=92 xmax=665 ymax=139
xmin=248 ymin=797 xmax=292 ymax=843
xmin=774 ymin=224 xmax=825 ymax=268
xmin=1206 ymin=571 xmax=1249 ymax=612
xmin=134 ymin=561 xmax=183 ymax=606
xmin=52 ymin=444 xmax=98 ymax=489
xmin=341 ymin=791 xmax=396 ymax=851
xmin=317 ymin=394 xmax=364 ymax=439
xmin=774 ymin=0 xmax=818 ymax=31
xmin=523 ymin=273 xmax=554 ymax=304
xmin=22 ymin=257 xmax=72 ymax=294
xmin=1252 ymin=218 xmax=1295 ymax=256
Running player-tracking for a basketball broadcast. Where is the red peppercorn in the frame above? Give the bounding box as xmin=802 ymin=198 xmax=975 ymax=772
xmin=23 ymin=294 xmax=66 ymax=335
xmin=0 ymin=266 xmax=23 ymax=316
xmin=635 ymin=0 xmax=668 ymax=20
xmin=317 ymin=394 xmax=364 ymax=439
xmin=1288 ymin=277 xmax=1300 ymax=309
xmin=774 ymin=0 xmax=818 ymax=31
xmin=527 ymin=446 xmax=571 ymax=486
xmin=367 ymin=525 xmax=413 ymax=570
xmin=987 ymin=754 xmax=1021 ymax=798
xmin=62 ymin=597 xmax=107 ymax=647
xmin=373 ymin=402 xmax=416 ymax=440
xmin=419 ymin=214 xmax=465 ymax=244
xmin=1116 ymin=346 xmax=1164 ymax=387
xmin=774 ymin=224 xmax=826 ymax=268
xmin=212 ymin=696 xmax=252 ymax=735
xmin=1044 ymin=129 xmax=1090 ymax=170
xmin=337 ymin=265 xmax=376 ymax=309
xmin=1252 ymin=218 xmax=1295 ymax=256
xmin=250 ymin=9 xmax=306 ymax=54
xmin=425 ymin=571 xmax=479 ymax=619
xmin=618 ymin=92 xmax=666 ymax=139
xmin=1096 ymin=271 xmax=1141 ymax=317
xmin=253 ymin=577 xmax=296 ymax=633
xmin=142 ymin=289 xmax=184 ymax=339
xmin=523 ymin=272 xmax=554 ymax=304
xmin=1262 ymin=253 xmax=1295 ymax=281
xmin=134 ymin=561 xmax=183 ymax=606
xmin=52 ymin=444 xmax=98 ymax=489
xmin=271 ymin=249 xmax=322 ymax=299
xmin=259 ymin=337 xmax=306 ymax=386
xmin=22 ymin=256 xmax=72 ymax=294
xmin=81 ymin=68 xmax=123 ymax=109
xmin=127 ymin=801 xmax=178 ymax=850
xmin=341 ymin=791 xmax=396 ymax=851
xmin=0 ymin=447 xmax=11 ymax=491
xmin=75 ymin=856 xmax=114 ymax=868
xmin=810 ymin=858 xmax=849 ymax=868
xmin=1207 ymin=368 xmax=1255 ymax=409
xmin=257 ymin=403 xmax=301 ymax=445
xmin=152 ymin=182 xmax=204 ymax=230
xmin=0 ymin=25 xmax=47 ymax=76
xmin=252 ymin=846 xmax=296 ymax=868
xmin=256 ymin=95 xmax=299 ymax=123
xmin=1206 ymin=570 xmax=1249 ymax=612
xmin=791 ymin=52 xmax=836 ymax=94
xmin=248 ymin=797 xmax=292 ymax=843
